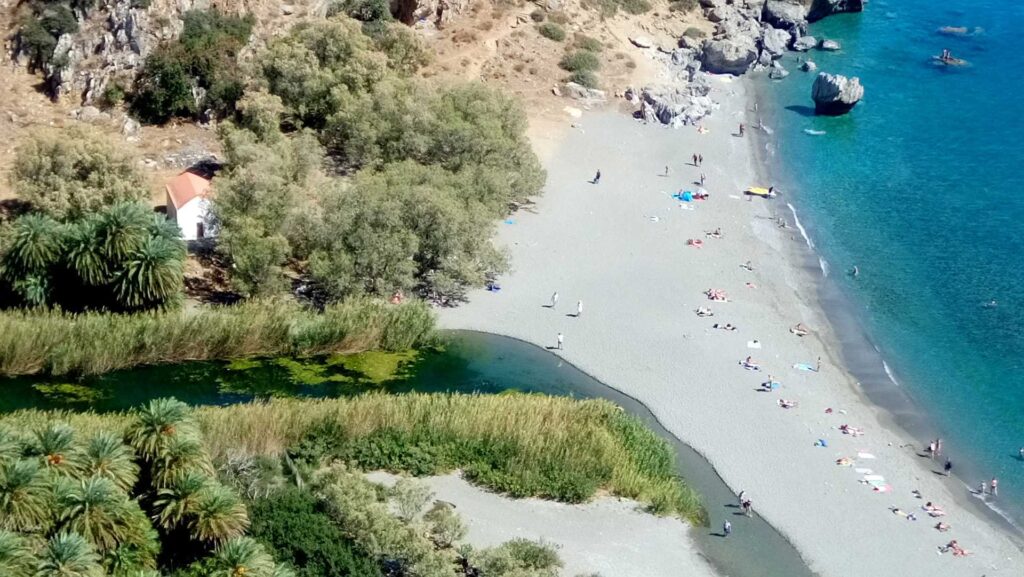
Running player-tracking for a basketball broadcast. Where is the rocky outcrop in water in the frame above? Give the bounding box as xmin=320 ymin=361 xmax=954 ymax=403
xmin=807 ymin=0 xmax=863 ymax=22
xmin=811 ymin=72 xmax=863 ymax=115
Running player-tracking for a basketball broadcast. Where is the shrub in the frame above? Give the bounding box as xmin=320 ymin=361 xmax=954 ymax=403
xmin=537 ymin=22 xmax=565 ymax=42
xmin=547 ymin=11 xmax=569 ymax=24
xmin=389 ymin=478 xmax=433 ymax=521
xmin=559 ymin=50 xmax=600 ymax=73
xmin=330 ymin=0 xmax=393 ymax=21
xmin=10 ymin=126 xmax=148 ymax=220
xmin=423 ymin=502 xmax=466 ymax=548
xmin=100 ymin=81 xmax=127 ymax=108
xmin=249 ymin=487 xmax=382 ymax=577
xmin=573 ymin=33 xmax=603 ymax=52
xmin=361 ymin=20 xmax=431 ymax=74
xmin=568 ymin=70 xmax=599 ymax=88
xmin=683 ymin=27 xmax=706 ymax=39
xmin=618 ymin=0 xmax=651 ymax=13
xmin=468 ymin=539 xmax=562 ymax=577
xmin=529 ymin=10 xmax=545 ymax=22
xmin=131 ymin=9 xmax=254 ymax=123
xmin=669 ymin=0 xmax=698 ymax=11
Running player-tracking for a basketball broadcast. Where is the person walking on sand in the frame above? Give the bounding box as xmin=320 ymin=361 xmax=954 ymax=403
xmin=664 ymin=165 xmax=670 ymax=176
xmin=593 ymin=170 xmax=601 ymax=184
xmin=692 ymin=153 xmax=698 ymax=166
xmin=698 ymin=154 xmax=704 ymax=166
xmin=739 ymin=123 xmax=745 ymax=137
xmin=991 ymin=477 xmax=998 ymax=496
xmin=550 ymin=292 xmax=559 ymax=308
xmin=556 ymin=332 xmax=564 ymax=350
xmin=944 ymin=458 xmax=953 ymax=476
xmin=816 ymin=356 xmax=822 ymax=372
xmin=700 ymin=172 xmax=706 ymax=186
xmin=576 ymin=300 xmax=583 ymax=317
xmin=723 ymin=520 xmax=732 ymax=537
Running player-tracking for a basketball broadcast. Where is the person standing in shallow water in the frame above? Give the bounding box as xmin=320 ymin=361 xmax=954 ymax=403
xmin=944 ymin=459 xmax=953 ymax=476
xmin=723 ymin=520 xmax=732 ymax=537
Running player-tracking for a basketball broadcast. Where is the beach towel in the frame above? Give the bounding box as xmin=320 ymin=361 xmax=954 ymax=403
xmin=815 ymin=438 xmax=828 ymax=447
xmin=873 ymin=484 xmax=893 ymax=494
xmin=857 ymin=452 xmax=877 ymax=459
xmin=863 ymin=475 xmax=885 ymax=482
xmin=504 ymin=219 xmax=515 ymax=224
xmin=793 ymin=363 xmax=817 ymax=372
xmin=854 ymin=468 xmax=873 ymax=474
xmin=746 ymin=341 xmax=762 ymax=349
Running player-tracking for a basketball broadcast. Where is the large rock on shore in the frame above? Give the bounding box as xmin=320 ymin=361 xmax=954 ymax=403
xmin=762 ymin=0 xmax=808 ymax=34
xmin=761 ymin=26 xmax=791 ymax=57
xmin=792 ymin=36 xmax=818 ymax=51
xmin=807 ymin=0 xmax=864 ymax=22
xmin=638 ymin=85 xmax=718 ymax=127
xmin=701 ymin=37 xmax=758 ymax=74
xmin=811 ymin=72 xmax=864 ymax=115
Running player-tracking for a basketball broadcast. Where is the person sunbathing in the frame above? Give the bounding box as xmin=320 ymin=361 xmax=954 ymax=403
xmin=924 ymin=502 xmax=946 ymax=517
xmin=761 ymin=377 xmax=779 ymax=391
xmin=890 ymin=507 xmax=918 ymax=521
xmin=705 ymin=228 xmax=723 ymax=239
xmin=713 ymin=323 xmax=737 ymax=331
xmin=705 ymin=289 xmax=729 ymax=302
xmin=790 ymin=323 xmax=809 ymax=337
xmin=836 ymin=457 xmax=853 ymax=466
xmin=741 ymin=356 xmax=760 ymax=370
xmin=935 ymin=522 xmax=951 ymax=532
xmin=839 ymin=424 xmax=865 ymax=437
xmin=777 ymin=399 xmax=798 ymax=409
xmin=696 ymin=306 xmax=714 ymax=317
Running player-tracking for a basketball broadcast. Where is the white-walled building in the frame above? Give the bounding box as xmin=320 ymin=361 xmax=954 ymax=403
xmin=165 ymin=171 xmax=215 ymax=241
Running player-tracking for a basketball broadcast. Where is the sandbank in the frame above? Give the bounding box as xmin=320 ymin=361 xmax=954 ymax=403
xmin=439 ymin=77 xmax=1024 ymax=576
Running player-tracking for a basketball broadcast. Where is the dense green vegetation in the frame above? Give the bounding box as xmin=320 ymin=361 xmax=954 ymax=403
xmin=130 ymin=10 xmax=254 ymax=123
xmin=0 ymin=397 xmax=293 ymax=576
xmin=0 ymin=298 xmax=434 ymax=376
xmin=17 ymin=0 xmax=81 ymax=74
xmin=213 ymin=16 xmax=544 ymax=303
xmin=0 ymin=394 xmax=691 ymax=575
xmin=9 ymin=126 xmax=149 ymax=221
xmin=537 ymin=22 xmax=566 ymax=42
xmin=0 ymin=202 xmax=186 ymax=312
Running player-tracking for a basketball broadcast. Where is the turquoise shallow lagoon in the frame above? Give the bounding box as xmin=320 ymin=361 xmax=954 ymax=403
xmin=758 ymin=0 xmax=1024 ymax=526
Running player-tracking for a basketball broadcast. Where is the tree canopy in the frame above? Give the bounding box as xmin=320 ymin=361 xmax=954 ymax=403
xmin=10 ymin=126 xmax=149 ymax=221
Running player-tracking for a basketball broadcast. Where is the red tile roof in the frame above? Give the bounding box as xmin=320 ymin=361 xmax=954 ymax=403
xmin=165 ymin=172 xmax=212 ymax=210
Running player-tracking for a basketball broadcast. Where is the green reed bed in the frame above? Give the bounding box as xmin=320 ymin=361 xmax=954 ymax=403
xmin=0 ymin=298 xmax=435 ymax=376
xmin=0 ymin=394 xmax=705 ymax=524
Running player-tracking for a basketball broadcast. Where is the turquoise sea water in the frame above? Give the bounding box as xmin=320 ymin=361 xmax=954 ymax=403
xmin=759 ymin=1 xmax=1024 ymax=525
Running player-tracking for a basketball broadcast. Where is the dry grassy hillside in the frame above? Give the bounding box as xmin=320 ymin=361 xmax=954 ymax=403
xmin=0 ymin=0 xmax=710 ymax=202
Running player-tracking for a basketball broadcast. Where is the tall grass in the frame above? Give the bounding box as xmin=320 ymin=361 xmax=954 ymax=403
xmin=0 ymin=298 xmax=435 ymax=376
xmin=0 ymin=394 xmax=706 ymax=524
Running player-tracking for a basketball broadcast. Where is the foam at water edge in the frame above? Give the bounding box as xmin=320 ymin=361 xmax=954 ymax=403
xmin=786 ymin=202 xmax=815 ymax=250
xmin=882 ymin=360 xmax=900 ymax=387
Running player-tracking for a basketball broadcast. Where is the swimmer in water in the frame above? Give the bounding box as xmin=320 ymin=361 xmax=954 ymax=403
xmin=983 ymin=300 xmax=997 ymax=308
xmin=850 ymin=265 xmax=859 ymax=278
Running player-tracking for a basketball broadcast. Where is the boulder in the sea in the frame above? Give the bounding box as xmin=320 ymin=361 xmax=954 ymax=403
xmin=701 ymin=36 xmax=758 ymax=75
xmin=937 ymin=26 xmax=969 ymax=36
xmin=762 ymin=0 xmax=808 ymax=34
xmin=807 ymin=0 xmax=863 ymax=22
xmin=811 ymin=72 xmax=864 ymax=115
xmin=792 ymin=35 xmax=817 ymax=51
xmin=800 ymin=60 xmax=817 ymax=72
xmin=819 ymin=39 xmax=841 ymax=51
xmin=761 ymin=26 xmax=791 ymax=58
xmin=768 ymin=61 xmax=789 ymax=80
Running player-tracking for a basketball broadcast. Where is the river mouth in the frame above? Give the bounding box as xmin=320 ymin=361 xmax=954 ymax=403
xmin=1 ymin=329 xmax=817 ymax=577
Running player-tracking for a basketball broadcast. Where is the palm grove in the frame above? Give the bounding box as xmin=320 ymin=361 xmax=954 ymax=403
xmin=2 ymin=10 xmax=543 ymax=312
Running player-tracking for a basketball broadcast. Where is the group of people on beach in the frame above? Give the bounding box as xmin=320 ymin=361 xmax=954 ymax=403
xmin=546 ymin=292 xmax=582 ymax=350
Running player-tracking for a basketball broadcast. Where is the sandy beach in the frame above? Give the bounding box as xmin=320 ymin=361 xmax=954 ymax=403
xmin=439 ymin=77 xmax=1024 ymax=576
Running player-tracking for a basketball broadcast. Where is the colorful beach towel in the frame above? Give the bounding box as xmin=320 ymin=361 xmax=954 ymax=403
xmin=793 ymin=363 xmax=818 ymax=372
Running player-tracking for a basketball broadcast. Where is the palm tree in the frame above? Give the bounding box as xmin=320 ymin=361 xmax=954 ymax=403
xmin=125 ymin=398 xmax=198 ymax=462
xmin=0 ymin=459 xmax=52 ymax=532
xmin=190 ymin=485 xmax=249 ymax=544
xmin=63 ymin=219 xmax=110 ymax=287
xmin=0 ymin=427 xmax=22 ymax=464
xmin=34 ymin=532 xmax=102 ymax=577
xmin=82 ymin=432 xmax=138 ymax=493
xmin=149 ymin=435 xmax=212 ymax=489
xmin=100 ymin=502 xmax=159 ymax=576
xmin=93 ymin=203 xmax=150 ymax=264
xmin=0 ymin=530 xmax=32 ymax=577
xmin=209 ymin=537 xmax=275 ymax=577
xmin=113 ymin=235 xmax=185 ymax=310
xmin=151 ymin=470 xmax=209 ymax=530
xmin=56 ymin=476 xmax=131 ymax=552
xmin=28 ymin=423 xmax=82 ymax=478
xmin=1 ymin=213 xmax=63 ymax=275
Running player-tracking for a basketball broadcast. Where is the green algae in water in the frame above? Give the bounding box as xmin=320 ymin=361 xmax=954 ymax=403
xmin=32 ymin=383 xmax=108 ymax=404
xmin=225 ymin=358 xmax=264 ymax=371
xmin=327 ymin=350 xmax=419 ymax=384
